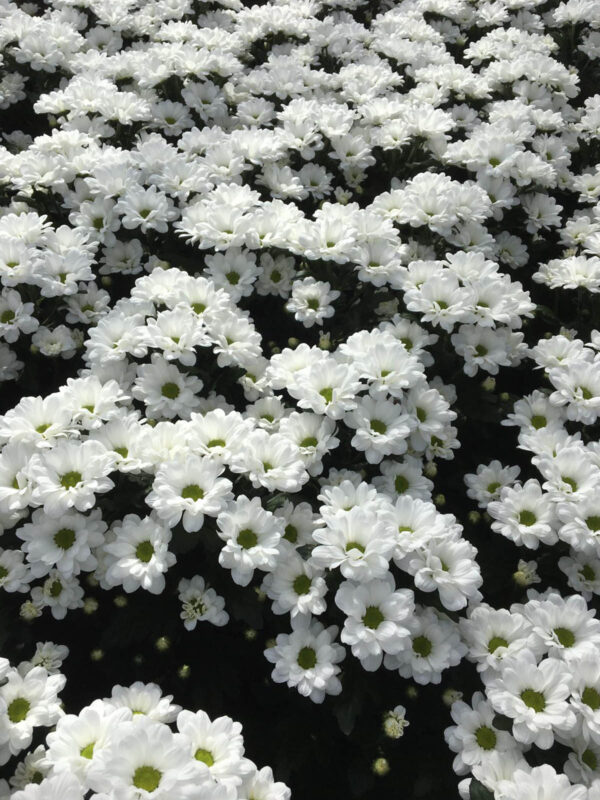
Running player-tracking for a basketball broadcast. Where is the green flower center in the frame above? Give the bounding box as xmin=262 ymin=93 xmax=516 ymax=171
xmin=370 ymin=419 xmax=387 ymax=434
xmin=0 ymin=309 xmax=15 ymax=323
xmin=49 ymin=579 xmax=63 ymax=597
xmin=531 ymin=414 xmax=547 ymax=429
xmin=271 ymin=270 xmax=282 ymax=283
xmin=237 ymin=529 xmax=258 ymax=549
xmin=583 ymin=749 xmax=597 ymax=770
xmin=362 ymin=606 xmax=385 ymax=629
xmin=520 ymin=688 xmax=546 ymax=712
xmin=207 ymin=438 xmax=226 ymax=448
xmin=488 ymin=636 xmax=509 ymax=653
xmin=345 ymin=540 xmax=365 ymax=554
xmin=293 ymin=574 xmax=311 ymax=595
xmin=580 ymin=564 xmax=596 ymax=581
xmin=80 ymin=742 xmax=95 ymax=759
xmin=161 ymin=382 xmax=180 ymax=399
xmin=261 ymin=414 xmax=274 ymax=423
xmin=554 ymin=627 xmax=575 ymax=647
xmin=412 ymin=636 xmax=432 ymax=657
xmin=297 ymin=646 xmax=317 ymax=669
xmin=226 ymin=271 xmax=240 ymax=285
xmin=36 ymin=423 xmax=51 ymax=434
xmin=133 ymin=765 xmax=162 ymax=792
xmin=53 ymin=528 xmax=76 ymax=550
xmin=416 ymin=407 xmax=427 ymax=423
xmin=299 ymin=436 xmax=318 ymax=448
xmin=307 ymin=297 xmax=320 ymax=311
xmin=31 ymin=771 xmax=43 ymax=784
xmin=60 ymin=471 xmax=82 ymax=489
xmin=562 ymin=476 xmax=578 ymax=491
xmin=0 ymin=565 xmax=8 ymax=579
xmin=139 ymin=209 xmax=151 ymax=220
xmin=583 ymin=686 xmax=600 ymax=710
xmin=587 ymin=516 xmax=600 ymax=532
xmin=475 ymin=345 xmax=488 ymax=357
xmin=284 ymin=524 xmax=298 ymax=543
xmin=319 ymin=387 xmax=333 ymax=404
xmin=580 ymin=386 xmax=594 ymax=400
xmin=181 ymin=484 xmax=204 ymax=501
xmin=394 ymin=475 xmax=409 ymax=494
xmin=475 ymin=725 xmax=497 ymax=751
xmin=192 ymin=302 xmax=206 ymax=314
xmin=114 ymin=446 xmax=128 ymax=458
xmin=7 ymin=697 xmax=30 ymax=723
xmin=135 ymin=540 xmax=154 ymax=563
xmin=400 ymin=337 xmax=413 ymax=350
xmin=194 ymin=748 xmax=214 ymax=766
xmin=486 ymin=482 xmax=501 ymax=494
xmin=518 ymin=510 xmax=537 ymax=526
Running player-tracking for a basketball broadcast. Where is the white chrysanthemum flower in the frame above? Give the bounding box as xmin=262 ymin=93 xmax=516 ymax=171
xmin=217 ymin=496 xmax=283 ymax=586
xmin=0 ymin=394 xmax=75 ymax=448
xmin=238 ymin=766 xmax=291 ymax=800
xmin=335 ymin=575 xmax=414 ymax=671
xmin=310 ymin=506 xmax=396 ymax=581
xmin=464 ymin=460 xmax=521 ymax=509
xmin=522 ymin=592 xmax=600 ymax=661
xmin=384 ymin=606 xmax=467 ymax=685
xmin=285 ymin=277 xmax=340 ymax=328
xmin=496 ymin=764 xmax=587 ymax=800
xmin=87 ymin=716 xmax=209 ymax=799
xmin=146 ymin=456 xmax=233 ymax=533
xmin=262 ymin=550 xmax=327 ymax=619
xmin=27 ymin=440 xmax=116 ymax=518
xmin=30 ymin=571 xmax=84 ymax=620
xmin=103 ymin=514 xmax=176 ymax=595
xmin=229 ymin=429 xmax=308 ymax=492
xmin=264 ymin=615 xmax=345 ymax=704
xmin=176 ymin=709 xmax=254 ymax=789
xmin=444 ymin=691 xmax=519 ymax=775
xmin=46 ymin=701 xmax=131 ymax=782
xmin=488 ymin=479 xmax=558 ymax=549
xmin=178 ymin=575 xmax=229 ymax=630
xmin=345 ymin=395 xmax=413 ymax=464
xmin=102 ymin=682 xmax=180 ymax=723
xmin=16 ymin=508 xmax=106 ymax=578
xmin=132 ymin=353 xmax=204 ymax=420
xmin=0 ymin=666 xmax=65 ymax=762
xmin=459 ymin=604 xmax=534 ymax=675
xmin=486 ymin=651 xmax=576 ymax=749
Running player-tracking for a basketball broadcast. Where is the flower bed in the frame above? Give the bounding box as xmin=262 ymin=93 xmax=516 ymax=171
xmin=0 ymin=0 xmax=600 ymax=797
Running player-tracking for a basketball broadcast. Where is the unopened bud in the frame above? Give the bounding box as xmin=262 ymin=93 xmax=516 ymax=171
xmin=372 ymin=757 xmax=390 ymax=777
xmin=90 ymin=649 xmax=104 ymax=662
xmin=155 ymin=636 xmax=171 ymax=652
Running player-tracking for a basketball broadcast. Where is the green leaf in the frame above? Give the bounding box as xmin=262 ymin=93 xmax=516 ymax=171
xmin=469 ymin=777 xmax=495 ymax=800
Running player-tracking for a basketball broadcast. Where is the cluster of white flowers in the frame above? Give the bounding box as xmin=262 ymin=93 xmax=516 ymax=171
xmin=1 ymin=0 xmax=600 ymax=794
xmin=0 ymin=644 xmax=288 ymax=800
xmin=446 ymin=590 xmax=600 ymax=799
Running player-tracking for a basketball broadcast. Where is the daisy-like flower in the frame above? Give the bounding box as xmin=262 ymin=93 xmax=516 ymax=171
xmin=0 ymin=288 xmax=38 ymax=343
xmin=176 ymin=709 xmax=254 ymax=790
xmin=345 ymin=395 xmax=413 ymax=464
xmin=30 ymin=571 xmax=84 ymax=620
xmin=146 ymin=456 xmax=233 ymax=533
xmin=45 ymin=701 xmax=131 ymax=783
xmin=486 ymin=651 xmax=576 ymax=749
xmin=27 ymin=440 xmax=116 ymax=518
xmin=522 ymin=592 xmax=600 ymax=662
xmin=229 ymin=429 xmax=308 ymax=493
xmin=459 ymin=604 xmax=534 ymax=676
xmin=239 ymin=766 xmax=291 ymax=800
xmin=264 ymin=615 xmax=345 ymax=704
xmin=115 ymin=185 xmax=177 ymax=234
xmin=87 ymin=716 xmax=208 ymax=799
xmin=140 ymin=306 xmax=210 ymax=367
xmin=15 ymin=507 xmax=106 ymax=578
xmin=310 ymin=506 xmax=396 ymax=581
xmin=444 ymin=691 xmax=519 ymax=775
xmin=132 ymin=354 xmax=204 ymax=421
xmin=262 ymin=551 xmax=328 ymax=619
xmin=19 ymin=642 xmax=68 ymax=676
xmin=464 ymin=460 xmax=521 ymax=509
xmin=384 ymin=606 xmax=466 ymax=685
xmin=217 ymin=496 xmax=283 ymax=587
xmin=178 ymin=576 xmax=229 ymax=630
xmin=495 ymin=764 xmax=587 ymax=800
xmin=335 ymin=576 xmax=414 ymax=671
xmin=102 ymin=682 xmax=180 ymax=723
xmin=285 ymin=278 xmax=340 ymax=328
xmin=0 ymin=394 xmax=75 ymax=448
xmin=488 ymin=479 xmax=558 ymax=549
xmin=0 ymin=666 xmax=65 ymax=762
xmin=103 ymin=514 xmax=176 ymax=595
